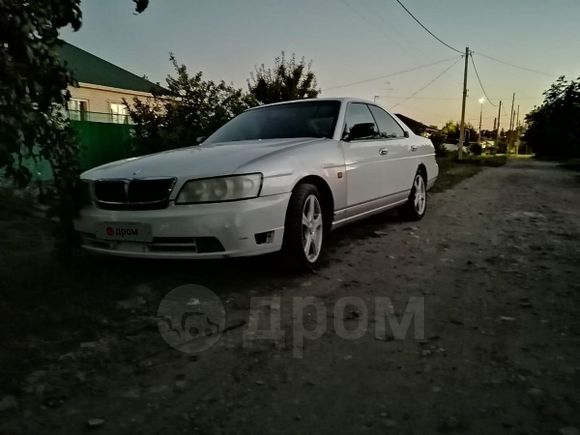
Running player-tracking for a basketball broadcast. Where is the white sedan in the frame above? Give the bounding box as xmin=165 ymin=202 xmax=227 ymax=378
xmin=75 ymin=98 xmax=438 ymax=268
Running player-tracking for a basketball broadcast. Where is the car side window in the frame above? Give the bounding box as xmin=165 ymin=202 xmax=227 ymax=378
xmin=368 ymin=105 xmax=406 ymax=139
xmin=344 ymin=103 xmax=379 ymax=139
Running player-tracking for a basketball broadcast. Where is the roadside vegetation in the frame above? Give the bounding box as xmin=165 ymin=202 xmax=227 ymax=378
xmin=126 ymin=52 xmax=319 ymax=156
xmin=525 ymin=76 xmax=580 ymax=159
xmin=432 ymin=154 xmax=507 ymax=193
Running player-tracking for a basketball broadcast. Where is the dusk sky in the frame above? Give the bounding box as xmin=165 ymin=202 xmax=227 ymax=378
xmin=62 ymin=0 xmax=580 ymax=129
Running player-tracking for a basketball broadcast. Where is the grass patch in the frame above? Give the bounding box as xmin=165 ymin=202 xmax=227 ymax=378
xmin=457 ymin=155 xmax=508 ymax=167
xmin=433 ymin=155 xmax=507 ymax=193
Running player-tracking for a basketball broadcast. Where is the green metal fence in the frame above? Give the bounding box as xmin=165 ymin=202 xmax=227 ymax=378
xmin=12 ymin=113 xmax=135 ymax=183
xmin=73 ymin=119 xmax=133 ymax=171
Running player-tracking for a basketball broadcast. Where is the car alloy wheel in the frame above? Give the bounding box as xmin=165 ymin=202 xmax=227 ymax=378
xmin=413 ymin=173 xmax=426 ymax=215
xmin=400 ymin=170 xmax=427 ymax=221
xmin=301 ymin=194 xmax=323 ymax=263
xmin=282 ymin=183 xmax=326 ymax=270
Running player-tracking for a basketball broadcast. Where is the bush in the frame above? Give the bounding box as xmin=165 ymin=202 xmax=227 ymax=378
xmin=470 ymin=143 xmax=483 ymax=156
xmin=525 ymin=76 xmax=580 ymax=158
xmin=429 ymin=131 xmax=448 ymax=157
xmin=127 ymin=55 xmax=255 ymax=155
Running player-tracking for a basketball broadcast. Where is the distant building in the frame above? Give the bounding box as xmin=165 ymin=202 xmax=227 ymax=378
xmin=57 ymin=42 xmax=161 ymax=123
xmin=394 ymin=113 xmax=437 ymax=136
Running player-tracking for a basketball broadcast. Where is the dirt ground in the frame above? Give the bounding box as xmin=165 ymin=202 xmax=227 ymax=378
xmin=1 ymin=159 xmax=579 ymax=434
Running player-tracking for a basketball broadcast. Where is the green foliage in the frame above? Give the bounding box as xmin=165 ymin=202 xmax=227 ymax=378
xmin=38 ymin=110 xmax=82 ymax=248
xmin=469 ymin=143 xmax=483 ymax=156
xmin=0 ymin=0 xmax=147 ymax=248
xmin=439 ymin=120 xmax=477 ymax=145
xmin=0 ymin=0 xmax=148 ymax=185
xmin=133 ymin=0 xmax=149 ymax=13
xmin=429 ymin=130 xmax=448 ymax=157
xmin=127 ymin=55 xmax=256 ymax=155
xmin=457 ymin=155 xmax=507 ymax=167
xmin=524 ymin=76 xmax=580 ymax=158
xmin=0 ymin=0 xmax=82 ymax=185
xmin=441 ymin=121 xmax=459 ymax=143
xmin=496 ymin=129 xmax=508 ymax=154
xmin=248 ymin=52 xmax=320 ymax=104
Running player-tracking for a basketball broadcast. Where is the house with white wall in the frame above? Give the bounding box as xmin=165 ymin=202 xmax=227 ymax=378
xmin=58 ymin=42 xmax=160 ymax=123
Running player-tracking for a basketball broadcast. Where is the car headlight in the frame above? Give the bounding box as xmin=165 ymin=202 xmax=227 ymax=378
xmin=175 ymin=173 xmax=263 ymax=204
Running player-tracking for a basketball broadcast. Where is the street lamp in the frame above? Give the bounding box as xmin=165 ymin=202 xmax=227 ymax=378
xmin=478 ymin=97 xmax=485 ymax=144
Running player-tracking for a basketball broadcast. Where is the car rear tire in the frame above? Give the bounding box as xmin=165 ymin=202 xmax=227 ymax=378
xmin=400 ymin=170 xmax=427 ymax=221
xmin=282 ymin=183 xmax=325 ymax=271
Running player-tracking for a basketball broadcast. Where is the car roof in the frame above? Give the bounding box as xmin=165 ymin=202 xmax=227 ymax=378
xmin=247 ymin=97 xmax=376 ymax=111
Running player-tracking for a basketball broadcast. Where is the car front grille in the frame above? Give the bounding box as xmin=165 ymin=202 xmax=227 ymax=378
xmin=94 ymin=178 xmax=176 ymax=210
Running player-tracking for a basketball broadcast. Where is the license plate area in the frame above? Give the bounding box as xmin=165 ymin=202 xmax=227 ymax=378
xmin=96 ymin=222 xmax=153 ymax=242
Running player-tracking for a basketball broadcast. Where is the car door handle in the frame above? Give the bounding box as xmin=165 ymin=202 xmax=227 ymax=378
xmin=410 ymin=145 xmax=419 ymax=152
xmin=379 ymin=148 xmax=389 ymax=156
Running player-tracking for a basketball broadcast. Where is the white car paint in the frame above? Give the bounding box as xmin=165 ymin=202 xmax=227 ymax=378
xmin=74 ymin=98 xmax=438 ymax=259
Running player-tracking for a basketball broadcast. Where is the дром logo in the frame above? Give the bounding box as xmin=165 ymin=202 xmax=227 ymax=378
xmin=157 ymin=284 xmax=226 ymax=354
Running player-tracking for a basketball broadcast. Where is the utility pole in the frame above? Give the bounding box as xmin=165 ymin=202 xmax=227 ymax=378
xmin=515 ymin=104 xmax=520 ymax=155
xmin=458 ymin=47 xmax=470 ymax=160
xmin=508 ymin=93 xmax=515 ymax=154
xmin=478 ymin=104 xmax=483 ymax=144
xmin=478 ymin=110 xmax=483 ymax=143
xmin=493 ymin=117 xmax=497 ymax=133
xmin=495 ymin=100 xmax=502 ymax=149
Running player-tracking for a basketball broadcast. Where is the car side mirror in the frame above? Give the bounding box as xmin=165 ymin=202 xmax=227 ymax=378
xmin=345 ymin=123 xmax=378 ymax=141
xmin=404 ymin=131 xmax=410 ymax=138
xmin=196 ymin=136 xmax=207 ymax=144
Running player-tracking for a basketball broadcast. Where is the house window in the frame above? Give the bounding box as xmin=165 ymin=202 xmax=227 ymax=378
xmin=68 ymin=99 xmax=88 ymax=121
xmin=110 ymin=103 xmax=128 ymax=124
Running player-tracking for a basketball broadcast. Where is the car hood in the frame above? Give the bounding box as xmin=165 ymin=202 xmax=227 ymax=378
xmin=82 ymin=138 xmax=325 ymax=180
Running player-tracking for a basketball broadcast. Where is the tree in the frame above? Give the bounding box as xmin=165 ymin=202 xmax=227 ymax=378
xmin=0 ymin=0 xmax=148 ymax=185
xmin=127 ymin=55 xmax=255 ymax=155
xmin=524 ymin=76 xmax=580 ymax=158
xmin=441 ymin=121 xmax=459 ymax=144
xmin=0 ymin=0 xmax=147 ymax=248
xmin=248 ymin=53 xmax=320 ymax=105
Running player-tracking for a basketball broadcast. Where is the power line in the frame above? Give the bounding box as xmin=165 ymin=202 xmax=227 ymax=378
xmin=470 ymin=54 xmax=498 ymax=107
xmin=474 ymin=52 xmax=553 ymax=77
xmin=358 ymin=0 xmax=429 ymax=57
xmin=336 ymin=0 xmax=406 ymax=51
xmin=324 ymin=56 xmax=461 ymax=91
xmin=392 ymin=0 xmax=463 ymax=54
xmin=378 ymin=95 xmax=460 ymax=101
xmin=390 ymin=56 xmax=462 ymax=110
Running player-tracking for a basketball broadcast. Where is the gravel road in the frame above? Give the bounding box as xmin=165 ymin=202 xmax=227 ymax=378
xmin=3 ymin=159 xmax=580 ymax=434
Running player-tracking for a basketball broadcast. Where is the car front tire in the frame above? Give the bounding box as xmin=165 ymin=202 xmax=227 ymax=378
xmin=282 ymin=183 xmax=325 ymax=270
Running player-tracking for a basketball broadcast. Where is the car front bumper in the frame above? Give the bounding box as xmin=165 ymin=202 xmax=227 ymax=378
xmin=74 ymin=193 xmax=291 ymax=259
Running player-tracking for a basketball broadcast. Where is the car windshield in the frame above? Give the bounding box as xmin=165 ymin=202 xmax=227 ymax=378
xmin=205 ymin=101 xmax=341 ymax=143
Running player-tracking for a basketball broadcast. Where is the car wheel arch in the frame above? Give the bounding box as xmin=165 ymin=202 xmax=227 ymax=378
xmin=417 ymin=163 xmax=427 ymax=181
xmin=292 ymin=175 xmax=335 ymax=231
